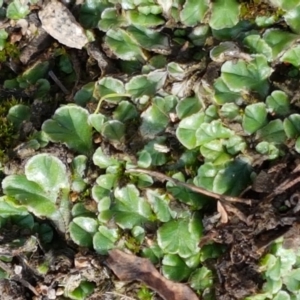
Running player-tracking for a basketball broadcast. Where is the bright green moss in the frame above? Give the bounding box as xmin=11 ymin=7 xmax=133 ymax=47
xmin=0 ymin=42 xmax=20 ymax=63
xmin=0 ymin=97 xmax=22 ymax=161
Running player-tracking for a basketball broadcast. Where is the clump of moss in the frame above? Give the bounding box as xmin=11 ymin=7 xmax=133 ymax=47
xmin=0 ymin=97 xmax=22 ymax=162
xmin=0 ymin=42 xmax=20 ymax=63
xmin=240 ymin=0 xmax=284 ymax=21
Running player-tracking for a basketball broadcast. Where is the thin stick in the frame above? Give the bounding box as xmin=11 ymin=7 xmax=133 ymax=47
xmin=274 ymin=176 xmax=300 ymax=196
xmin=48 ymin=70 xmax=69 ymax=94
xmin=126 ymin=168 xmax=253 ymax=205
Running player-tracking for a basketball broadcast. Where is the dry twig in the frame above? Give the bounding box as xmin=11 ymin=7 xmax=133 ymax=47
xmin=126 ymin=168 xmax=253 ymax=205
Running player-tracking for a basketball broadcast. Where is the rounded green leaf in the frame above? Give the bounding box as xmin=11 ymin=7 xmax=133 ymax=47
xmin=280 ymin=44 xmax=300 ymax=67
xmin=221 ymin=55 xmax=273 ymax=97
xmin=189 ymin=267 xmax=213 ymax=290
xmin=135 ymin=173 xmax=154 ymax=188
xmin=263 ymin=278 xmax=282 ymax=296
xmin=296 ymin=137 xmax=300 ymax=153
xmin=138 ymin=5 xmax=162 ymax=15
xmin=210 ymin=42 xmax=240 ymax=63
xmin=65 ymin=281 xmax=95 ymax=300
xmin=131 ymin=226 xmax=145 ymax=244
xmin=140 ymin=102 xmax=169 ymax=138
xmin=157 ymin=217 xmax=202 ymax=258
xmin=6 ymin=0 xmax=29 ymax=19
xmin=104 ymin=28 xmax=145 ymax=61
xmin=243 ymin=35 xmax=273 ymax=60
xmin=284 ymin=6 xmax=300 ymax=34
xmin=141 ymin=243 xmax=163 ymax=264
xmin=92 ymin=147 xmax=120 ymax=169
xmin=59 ymin=54 xmax=73 ymax=74
xmin=255 ymin=142 xmax=279 ymax=160
xmin=7 ymin=104 xmax=31 ymax=129
xmin=98 ymin=184 xmax=153 ymax=229
xmin=219 ymin=103 xmax=240 ymax=120
xmin=137 ymin=150 xmax=152 ymax=168
xmin=146 ymin=189 xmax=173 ymax=222
xmin=188 ymin=25 xmax=210 ymax=46
xmin=242 ymin=103 xmax=268 ymax=134
xmin=213 ymin=159 xmax=252 ymax=196
xmin=273 ymin=291 xmax=290 ymax=300
xmin=126 ymin=75 xmax=156 ymax=97
xmin=284 ymin=269 xmax=300 ymax=292
xmin=167 ymin=62 xmax=186 ymax=80
xmin=98 ymin=8 xmax=129 ymax=31
xmin=209 ymin=0 xmax=240 ymax=30
xmin=114 ymin=184 xmax=153 ymax=228
xmin=20 ymin=61 xmax=49 ymax=85
xmin=79 ymin=1 xmax=109 ymax=28
xmin=162 ymin=254 xmax=192 ymax=281
xmin=127 ymin=26 xmax=170 ymax=53
xmin=180 ymin=0 xmax=209 ymax=26
xmin=127 ymin=10 xmax=164 ymax=27
xmin=74 ymin=82 xmax=96 ymax=106
xmin=2 ymin=154 xmax=70 ymax=233
xmin=266 ymin=258 xmax=282 ymax=281
xmin=196 ymin=120 xmax=234 ymax=146
xmin=225 ymin=135 xmax=246 ymax=155
xmin=96 ymin=174 xmax=117 ymax=190
xmin=88 ymin=113 xmax=107 ymax=133
xmin=35 ymin=79 xmax=51 ymax=98
xmin=0 ymin=29 xmax=8 ymax=51
xmin=200 ymin=140 xmax=231 ymax=164
xmin=273 ymin=0 xmax=300 ymax=11
xmin=0 ymin=196 xmax=28 ymax=217
xmin=113 ymin=101 xmax=138 ymax=121
xmin=176 ymin=112 xmax=206 ymax=149
xmin=2 ymin=175 xmax=57 ymax=217
xmin=284 ymin=114 xmax=300 ymax=138
xmin=194 ymin=163 xmax=222 ymax=192
xmin=96 ymin=77 xmax=125 ymax=102
xmin=266 ymin=91 xmax=290 ymax=116
xmin=263 ymin=29 xmax=298 ymax=59
xmin=42 ymin=106 xmax=93 ymax=156
xmin=93 ymin=226 xmax=118 ymax=254
xmin=256 ymin=119 xmax=286 ymax=144
xmin=255 ymin=15 xmax=276 ymax=28
xmin=176 ymin=97 xmax=202 ymax=119
xmin=125 ymin=70 xmax=167 ymax=98
xmin=25 ymin=154 xmax=69 ymax=196
xmin=101 ymin=120 xmax=125 ymax=142
xmin=69 ymin=217 xmax=98 ymax=247
xmin=213 ymin=77 xmax=243 ymax=105
xmin=139 ymin=138 xmax=168 ymax=166
xmin=212 ymin=20 xmax=252 ymax=40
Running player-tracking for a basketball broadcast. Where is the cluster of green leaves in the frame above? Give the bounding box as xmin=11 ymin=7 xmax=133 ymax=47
xmin=4 ymin=60 xmax=51 ymax=97
xmin=1 ymin=0 xmax=31 ymax=20
xmin=246 ymin=240 xmax=300 ymax=300
xmin=3 ymin=0 xmax=300 ymax=299
xmin=1 ymin=104 xmax=218 ymax=295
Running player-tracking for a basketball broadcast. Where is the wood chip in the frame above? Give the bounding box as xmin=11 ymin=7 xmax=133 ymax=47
xmin=38 ymin=0 xmax=88 ymax=49
xmin=106 ymin=249 xmax=199 ymax=300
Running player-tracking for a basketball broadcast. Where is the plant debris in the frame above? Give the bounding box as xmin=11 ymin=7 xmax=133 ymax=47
xmin=106 ymin=249 xmax=199 ymax=300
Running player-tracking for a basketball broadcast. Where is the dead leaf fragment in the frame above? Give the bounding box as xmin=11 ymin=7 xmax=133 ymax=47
xmin=38 ymin=0 xmax=88 ymax=49
xmin=106 ymin=249 xmax=199 ymax=300
xmin=217 ymin=201 xmax=228 ymax=224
